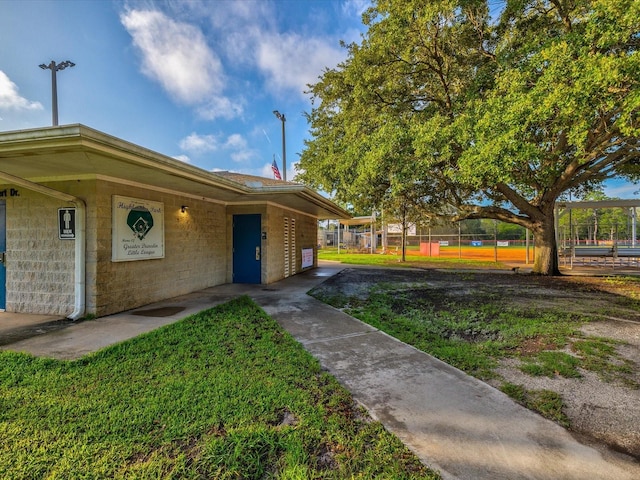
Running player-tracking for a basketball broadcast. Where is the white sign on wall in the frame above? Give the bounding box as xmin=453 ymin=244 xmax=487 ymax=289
xmin=301 ymin=248 xmax=314 ymax=269
xmin=387 ymin=223 xmax=417 ymax=235
xmin=112 ymin=195 xmax=164 ymax=261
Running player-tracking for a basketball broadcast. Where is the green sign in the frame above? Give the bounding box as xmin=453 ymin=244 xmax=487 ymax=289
xmin=112 ymin=195 xmax=164 ymax=261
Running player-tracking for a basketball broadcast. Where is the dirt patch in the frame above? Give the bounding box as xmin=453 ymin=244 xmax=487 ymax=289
xmin=0 ymin=318 xmax=78 ymax=347
xmin=311 ymin=266 xmax=640 ymax=459
xmin=132 ymin=306 xmax=186 ymax=317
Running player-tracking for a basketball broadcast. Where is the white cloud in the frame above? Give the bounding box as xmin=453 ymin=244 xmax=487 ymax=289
xmin=120 ymin=9 xmax=242 ymax=119
xmin=343 ymin=0 xmax=372 ymax=16
xmin=179 ymin=0 xmax=275 ymax=64
xmin=167 ymin=1 xmax=347 ymax=100
xmin=256 ymin=32 xmax=346 ymax=99
xmin=231 ymin=150 xmax=256 ymax=163
xmin=0 ymin=71 xmax=43 ymax=111
xmin=120 ymin=3 xmax=353 ymax=121
xmin=196 ymin=95 xmax=244 ymax=120
xmin=179 ymin=131 xmax=256 ymax=163
xmin=172 ymin=154 xmax=191 ymax=163
xmin=179 ymin=133 xmax=220 ymax=153
xmin=261 ymin=162 xmax=275 ymax=178
xmin=224 ymin=133 xmax=246 ymax=149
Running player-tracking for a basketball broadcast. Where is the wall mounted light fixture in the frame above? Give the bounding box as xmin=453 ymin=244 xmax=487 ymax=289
xmin=181 ymin=205 xmax=189 ymax=213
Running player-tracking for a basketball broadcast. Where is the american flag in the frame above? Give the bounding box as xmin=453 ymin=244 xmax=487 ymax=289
xmin=271 ymin=158 xmax=282 ymax=180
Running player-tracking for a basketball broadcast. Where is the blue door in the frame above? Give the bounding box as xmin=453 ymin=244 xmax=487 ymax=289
xmin=233 ymin=214 xmax=262 ymax=283
xmin=0 ymin=202 xmax=5 ymax=309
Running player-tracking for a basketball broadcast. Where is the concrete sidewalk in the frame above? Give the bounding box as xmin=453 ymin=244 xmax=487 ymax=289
xmin=2 ymin=264 xmax=639 ymax=479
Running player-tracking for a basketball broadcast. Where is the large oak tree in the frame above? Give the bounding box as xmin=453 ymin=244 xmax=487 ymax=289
xmin=298 ymin=0 xmax=640 ymax=274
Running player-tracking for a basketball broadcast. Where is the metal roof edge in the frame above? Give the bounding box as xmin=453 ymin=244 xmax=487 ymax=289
xmin=295 ymin=188 xmax=351 ymax=219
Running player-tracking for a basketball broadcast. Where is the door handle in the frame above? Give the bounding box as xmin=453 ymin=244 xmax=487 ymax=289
xmin=255 ymin=246 xmax=260 ymax=261
xmin=0 ymin=252 xmax=5 ymax=265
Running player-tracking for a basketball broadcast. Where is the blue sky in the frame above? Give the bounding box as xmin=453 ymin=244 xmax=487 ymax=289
xmin=0 ymin=0 xmax=368 ymax=180
xmin=0 ymin=0 xmax=636 ymax=198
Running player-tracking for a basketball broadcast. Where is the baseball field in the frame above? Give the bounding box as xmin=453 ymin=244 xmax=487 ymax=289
xmin=436 ymin=245 xmax=533 ymax=263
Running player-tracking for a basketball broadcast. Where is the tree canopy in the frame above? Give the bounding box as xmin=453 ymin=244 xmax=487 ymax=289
xmin=297 ymin=0 xmax=640 ymax=274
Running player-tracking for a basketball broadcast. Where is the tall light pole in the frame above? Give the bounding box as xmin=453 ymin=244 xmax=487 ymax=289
xmin=39 ymin=60 xmax=75 ymax=126
xmin=273 ymin=110 xmax=286 ymax=181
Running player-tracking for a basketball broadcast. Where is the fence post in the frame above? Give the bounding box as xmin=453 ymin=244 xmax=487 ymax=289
xmin=494 ymin=220 xmax=498 ymax=263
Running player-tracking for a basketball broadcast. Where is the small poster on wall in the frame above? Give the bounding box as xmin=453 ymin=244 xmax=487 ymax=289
xmin=112 ymin=195 xmax=164 ymax=261
xmin=301 ymin=248 xmax=314 ymax=269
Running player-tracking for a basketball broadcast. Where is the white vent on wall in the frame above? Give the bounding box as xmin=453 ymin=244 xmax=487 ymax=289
xmin=291 ymin=218 xmax=296 ymax=275
xmin=284 ymin=217 xmax=290 ymax=277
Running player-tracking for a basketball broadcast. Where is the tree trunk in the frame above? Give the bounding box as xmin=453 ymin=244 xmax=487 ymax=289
xmin=401 ymin=221 xmax=407 ymax=262
xmin=401 ymin=206 xmax=407 ymax=262
xmin=532 ymin=214 xmax=561 ymax=276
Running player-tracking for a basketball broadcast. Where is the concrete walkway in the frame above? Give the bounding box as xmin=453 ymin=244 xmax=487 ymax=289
xmin=1 ymin=263 xmax=639 ymax=479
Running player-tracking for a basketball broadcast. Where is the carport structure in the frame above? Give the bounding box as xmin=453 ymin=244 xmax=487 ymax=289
xmin=338 ymin=216 xmax=377 ymax=253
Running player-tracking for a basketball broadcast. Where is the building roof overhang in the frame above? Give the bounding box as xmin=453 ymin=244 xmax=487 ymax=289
xmin=340 ymin=216 xmax=375 ymax=226
xmin=555 ymin=200 xmax=640 ymax=209
xmin=0 ymin=124 xmax=350 ymax=220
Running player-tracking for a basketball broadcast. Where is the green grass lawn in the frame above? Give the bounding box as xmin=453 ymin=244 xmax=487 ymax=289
xmin=309 ymin=284 xmax=595 ymax=427
xmin=0 ymin=296 xmax=438 ymax=479
xmin=308 ymin=267 xmax=639 ymax=428
xmin=318 ymin=249 xmax=501 ymax=269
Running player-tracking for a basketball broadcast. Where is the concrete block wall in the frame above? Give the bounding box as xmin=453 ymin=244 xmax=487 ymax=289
xmin=263 ymin=205 xmax=317 ymax=284
xmin=225 ymin=204 xmax=317 ymax=285
xmin=3 ymin=178 xmax=228 ymax=317
xmin=2 ymin=177 xmax=319 ymax=316
xmin=297 ymin=211 xmax=318 ymax=269
xmin=90 ymin=180 xmax=228 ymax=316
xmin=4 ymin=188 xmax=76 ymax=315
